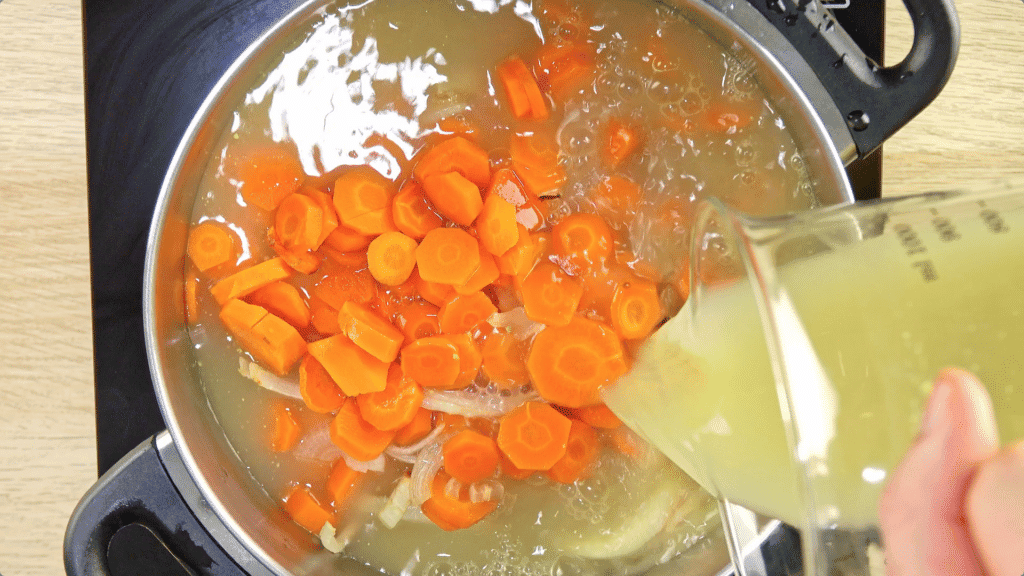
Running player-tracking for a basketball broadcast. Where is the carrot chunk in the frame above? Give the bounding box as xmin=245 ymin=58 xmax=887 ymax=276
xmin=496 ymin=401 xmax=572 ymax=470
xmin=283 ymin=486 xmax=333 ymax=534
xmin=421 ymin=471 xmax=498 ymax=531
xmin=329 ymin=399 xmax=396 ymax=461
xmin=414 ymin=137 xmax=491 ymax=188
xmin=245 ymin=280 xmax=311 ymax=329
xmin=443 ymin=429 xmax=500 ymax=484
xmin=535 ymin=40 xmax=597 ymax=103
xmin=308 ymin=295 xmax=342 ymax=336
xmin=603 ymin=119 xmax=642 ymax=168
xmin=609 ymin=279 xmax=662 ymax=340
xmin=338 ymin=301 xmax=405 ymax=363
xmin=401 ymin=336 xmax=462 ymax=390
xmin=366 ymin=231 xmax=418 ymax=287
xmin=480 ymin=330 xmax=530 ymax=389
xmin=520 ymin=261 xmax=583 ymax=327
xmin=570 ymin=403 xmax=622 ymax=429
xmin=476 ymin=193 xmax=519 ymax=257
xmin=415 ymin=227 xmax=482 ymax=286
xmin=487 ymin=168 xmax=549 ymax=232
xmin=307 ymin=334 xmax=388 ymax=396
xmin=357 ymin=364 xmax=425 ymax=431
xmin=392 ymin=181 xmax=443 ymax=239
xmin=187 ymin=221 xmax=236 ymax=273
xmin=497 ymin=223 xmax=541 ymax=278
xmin=417 ymin=273 xmax=456 ymax=306
xmin=298 ymin=186 xmax=340 ymax=248
xmin=275 ymin=192 xmax=324 ymax=251
xmin=219 ymin=299 xmax=307 ymax=376
xmin=324 ymin=225 xmax=372 ymax=253
xmin=546 ymin=420 xmax=600 ymax=483
xmin=312 ymin=264 xmax=377 ymax=311
xmin=551 ymin=213 xmax=614 ymax=274
xmin=591 ymin=174 xmax=643 ymax=220
xmin=210 ymin=257 xmax=294 ymax=306
xmin=500 ymin=449 xmax=533 ymax=480
xmin=332 ymin=170 xmax=397 ymax=236
xmin=298 ymin=355 xmax=346 ymax=413
xmin=327 ymin=458 xmax=365 ymax=511
xmin=270 ymin=240 xmax=322 ymax=275
xmin=440 ymin=333 xmax=483 ymax=388
xmin=393 ymin=407 xmax=435 ymax=446
xmin=421 ymin=171 xmax=484 ymax=227
xmin=395 ymin=301 xmax=441 ymax=341
xmin=236 ymin=146 xmax=305 ymax=211
xmin=270 ymin=402 xmax=301 ymax=452
xmin=184 ymin=270 xmax=199 ymax=325
xmin=497 ymin=56 xmax=548 ymax=121
xmin=438 ymin=291 xmax=497 ymax=334
xmin=526 ymin=317 xmax=627 ymax=408
xmin=454 ymin=251 xmax=500 ymax=296
xmin=509 ymin=131 xmax=566 ymax=198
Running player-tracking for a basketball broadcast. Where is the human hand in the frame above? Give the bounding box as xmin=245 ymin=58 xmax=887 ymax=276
xmin=878 ymin=367 xmax=1024 ymax=576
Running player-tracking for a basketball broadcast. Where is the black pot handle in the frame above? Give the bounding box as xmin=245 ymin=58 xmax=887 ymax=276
xmin=64 ymin=435 xmax=248 ymax=576
xmin=751 ymin=0 xmax=960 ymax=159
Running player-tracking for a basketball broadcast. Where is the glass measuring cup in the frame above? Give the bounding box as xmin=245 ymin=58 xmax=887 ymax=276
xmin=603 ymin=180 xmax=1024 ymax=575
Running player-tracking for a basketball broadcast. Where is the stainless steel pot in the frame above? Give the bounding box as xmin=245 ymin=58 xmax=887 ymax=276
xmin=65 ymin=0 xmax=959 ymax=574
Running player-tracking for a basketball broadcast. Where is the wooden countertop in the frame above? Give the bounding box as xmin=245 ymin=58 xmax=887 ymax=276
xmin=0 ymin=0 xmax=1021 ymax=574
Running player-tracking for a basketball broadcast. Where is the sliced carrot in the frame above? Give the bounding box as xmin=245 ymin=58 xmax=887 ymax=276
xmin=476 ymin=193 xmax=519 ymax=257
xmin=356 ymin=364 xmax=425 ymax=431
xmin=298 ymin=355 xmax=346 ymax=413
xmin=486 ymin=168 xmax=548 ymax=231
xmin=499 ymin=450 xmax=533 ymax=480
xmin=526 ymin=317 xmax=627 ymax=408
xmin=496 ymin=401 xmax=572 ymax=470
xmin=392 ymin=181 xmax=443 ymax=239
xmin=591 ymin=174 xmax=643 ymax=220
xmin=370 ymin=275 xmax=419 ymax=321
xmin=236 ymin=146 xmax=305 ymax=212
xmin=270 ymin=402 xmax=301 ymax=452
xmin=366 ymin=231 xmax=418 ymax=287
xmin=392 ymin=407 xmax=435 ymax=446
xmin=245 ymin=281 xmax=311 ymax=329
xmin=401 ymin=336 xmax=462 ymax=390
xmin=220 ymin=299 xmax=307 ymax=376
xmin=337 ymin=301 xmax=405 ymax=363
xmin=520 ymin=261 xmax=583 ymax=327
xmin=307 ymin=334 xmax=388 ymax=396
xmin=440 ymin=333 xmax=483 ymax=388
xmin=454 ymin=251 xmax=499 ymax=296
xmin=275 ymin=192 xmax=324 ymax=251
xmin=570 ymin=403 xmax=622 ymax=429
xmin=312 ymin=264 xmax=377 ymax=311
xmin=443 ymin=429 xmax=500 ymax=484
xmin=298 ymin=186 xmax=339 ymax=248
xmin=320 ymin=246 xmax=369 ymax=269
xmin=421 ymin=471 xmax=498 ymax=531
xmin=283 ymin=486 xmax=333 ymax=533
xmin=577 ymin=261 xmax=638 ymax=321
xmin=324 ymin=225 xmax=372 ymax=253
xmin=184 ymin=270 xmax=199 ymax=325
xmin=496 ymin=223 xmax=541 ymax=278
xmin=421 ymin=171 xmax=484 ymax=227
xmin=604 ymin=119 xmax=642 ymax=168
xmin=438 ymin=291 xmax=497 ymax=334
xmin=327 ymin=458 xmax=365 ymax=511
xmin=187 ymin=221 xmax=236 ymax=273
xmin=332 ymin=169 xmax=397 ymax=236
xmin=210 ymin=257 xmax=294 ymax=306
xmin=395 ymin=301 xmax=441 ymax=341
xmin=329 ymin=398 xmax=396 ymax=461
xmin=436 ymin=116 xmax=480 ymax=141
xmin=496 ymin=56 xmax=548 ymax=121
xmin=551 ymin=213 xmax=614 ymax=274
xmin=270 ymin=240 xmax=322 ymax=275
xmin=609 ymin=279 xmax=662 ymax=340
xmin=413 ymin=136 xmax=491 ymax=188
xmin=534 ymin=40 xmax=597 ymax=103
xmin=509 ymin=131 xmax=566 ymax=198
xmin=480 ymin=330 xmax=530 ymax=389
xmin=417 ymin=273 xmax=456 ymax=306
xmin=608 ymin=425 xmax=647 ymax=460
xmin=308 ymin=295 xmax=342 ymax=336
xmin=415 ymin=227 xmax=481 ymax=286
xmin=546 ymin=420 xmax=600 ymax=484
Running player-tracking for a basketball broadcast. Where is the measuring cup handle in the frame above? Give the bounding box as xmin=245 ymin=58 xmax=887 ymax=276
xmin=753 ymin=0 xmax=960 ymax=159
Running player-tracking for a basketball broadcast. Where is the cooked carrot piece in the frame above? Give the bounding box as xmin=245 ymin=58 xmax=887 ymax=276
xmin=609 ymin=279 xmax=662 ymax=340
xmin=421 ymin=471 xmax=498 ymax=531
xmin=443 ymin=429 xmax=500 ymax=484
xmin=476 ymin=193 xmax=519 ymax=256
xmin=401 ymin=337 xmax=462 ymax=389
xmin=551 ymin=213 xmax=613 ymax=274
xmin=332 ymin=170 xmax=397 ymax=236
xmin=312 ymin=264 xmax=377 ymax=311
xmin=604 ymin=119 xmax=642 ymax=168
xmin=487 ymin=168 xmax=550 ymax=232
xmin=275 ymin=192 xmax=324 ymax=251
xmin=497 ymin=401 xmax=572 ymax=470
xmin=413 ymin=136 xmax=491 ymax=188
xmin=210 ymin=257 xmax=294 ymax=306
xmin=608 ymin=425 xmax=647 ymax=459
xmin=570 ymin=403 xmax=622 ymax=429
xmin=496 ymin=223 xmax=540 ymax=277
xmin=307 ymin=334 xmax=388 ymax=396
xmin=454 ymin=251 xmax=500 ymax=296
xmin=395 ymin=301 xmax=441 ymax=341
xmin=283 ymin=486 xmax=333 ymax=533
xmin=499 ymin=449 xmax=533 ymax=480
xmin=298 ymin=187 xmax=340 ymax=248
xmin=270 ymin=240 xmax=322 ymax=275
xmin=370 ymin=275 xmax=419 ymax=322
xmin=440 ymin=333 xmax=483 ymax=388
xmin=270 ymin=402 xmax=301 ymax=452
xmin=187 ymin=221 xmax=236 ymax=273
xmin=577 ymin=262 xmax=637 ymax=321
xmin=415 ymin=227 xmax=482 ymax=286
xmin=520 ymin=261 xmax=583 ymax=327
xmin=356 ymin=364 xmax=425 ymax=431
xmin=324 ymin=224 xmax=372 ymax=253
xmin=245 ymin=281 xmax=311 ymax=329
xmin=366 ymin=231 xmax=418 ymax=287
xmin=438 ymin=291 xmax=497 ymax=334
xmin=546 ymin=420 xmax=600 ymax=484
xmin=392 ymin=407 xmax=435 ymax=446
xmin=417 ymin=272 xmax=456 ymax=306
xmin=308 ymin=295 xmax=342 ymax=336
xmin=298 ymin=355 xmax=346 ymax=413
xmin=497 ymin=56 xmax=548 ymax=121
xmin=329 ymin=399 xmax=396 ymax=461
xmin=392 ymin=181 xmax=443 ymax=239
xmin=320 ymin=247 xmax=369 ymax=270
xmin=220 ymin=299 xmax=307 ymax=376
xmin=421 ymin=171 xmax=484 ymax=227
xmin=338 ymin=301 xmax=405 ymax=363
xmin=509 ymin=131 xmax=566 ymax=198
xmin=526 ymin=317 xmax=627 ymax=408
xmin=184 ymin=269 xmax=199 ymax=324
xmin=436 ymin=116 xmax=480 ymax=141
xmin=591 ymin=174 xmax=642 ymax=219
xmin=534 ymin=41 xmax=597 ymax=103
xmin=480 ymin=330 xmax=530 ymax=389
xmin=327 ymin=458 xmax=365 ymax=511
xmin=237 ymin=146 xmax=305 ymax=212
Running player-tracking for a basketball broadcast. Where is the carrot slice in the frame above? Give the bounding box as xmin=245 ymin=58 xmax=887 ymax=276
xmin=496 ymin=223 xmax=541 ymax=278
xmin=237 ymin=146 xmax=305 ymax=211
xmin=356 ymin=364 xmax=424 ymax=432
xmin=338 ymin=301 xmax=405 ymax=363
xmin=283 ymin=486 xmax=333 ymax=533
xmin=220 ymin=299 xmax=307 ymax=376
xmin=487 ymin=167 xmax=549 ymax=232
xmin=436 ymin=116 xmax=480 ymax=141
xmin=298 ymin=186 xmax=339 ymax=248
xmin=270 ymin=402 xmax=301 ymax=452
xmin=392 ymin=407 xmax=435 ymax=446
xmin=392 ymin=181 xmax=443 ymax=239
xmin=609 ymin=279 xmax=662 ymax=340
xmin=332 ymin=170 xmax=397 ymax=236
xmin=454 ymin=251 xmax=500 ymax=296
xmin=366 ymin=231 xmax=418 ymax=287
xmin=440 ymin=333 xmax=483 ymax=388
xmin=187 ymin=221 xmax=236 ymax=273
xmin=210 ymin=257 xmax=294 ymax=306
xmin=499 ymin=450 xmax=533 ymax=480
xmin=395 ymin=301 xmax=441 ymax=341
xmin=309 ymin=295 xmax=342 ymax=336
xmin=324 ymin=225 xmax=372 ymax=253
xmin=275 ymin=192 xmax=324 ymax=251
xmin=415 ymin=227 xmax=481 ymax=286
xmin=570 ymin=403 xmax=622 ymax=429
xmin=298 ymin=355 xmax=346 ymax=413
xmin=551 ymin=213 xmax=613 ymax=274
xmin=480 ymin=330 xmax=530 ymax=389
xmin=496 ymin=401 xmax=572 ymax=470
xmin=526 ymin=317 xmax=627 ymax=408
xmin=603 ymin=119 xmax=642 ymax=168
xmin=476 ymin=193 xmax=519 ymax=257
xmin=245 ymin=281 xmax=311 ymax=329
xmin=270 ymin=240 xmax=322 ymax=275
xmin=312 ymin=264 xmax=377 ymax=311
xmin=443 ymin=429 xmax=500 ymax=484
xmin=307 ymin=334 xmax=388 ymax=396
xmin=401 ymin=336 xmax=461 ymax=389
xmin=417 ymin=273 xmax=455 ymax=306
xmin=413 ymin=136 xmax=491 ymax=188
xmin=421 ymin=471 xmax=498 ymax=531
xmin=496 ymin=56 xmax=548 ymax=120
xmin=370 ymin=274 xmax=419 ymax=322
xmin=509 ymin=131 xmax=566 ymax=198
xmin=577 ymin=261 xmax=637 ymax=321
xmin=184 ymin=270 xmax=200 ymax=324
xmin=546 ymin=420 xmax=600 ymax=483
xmin=520 ymin=261 xmax=583 ymax=327
xmin=327 ymin=458 xmax=365 ymax=511
xmin=421 ymin=171 xmax=484 ymax=227
xmin=330 ymin=399 xmax=396 ymax=461
xmin=534 ymin=40 xmax=597 ymax=103
xmin=438 ymin=291 xmax=497 ymax=334
xmin=591 ymin=174 xmax=643 ymax=220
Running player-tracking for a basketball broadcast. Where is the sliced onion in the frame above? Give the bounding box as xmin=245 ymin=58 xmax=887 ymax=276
xmin=378 ymin=476 xmax=413 ymax=529
xmin=385 ymin=423 xmax=449 ymax=463
xmin=318 ymin=522 xmax=347 ymax=554
xmin=422 ymin=387 xmax=540 ymax=419
xmin=444 ymin=476 xmax=463 ymax=500
xmin=238 ymin=357 xmax=302 ymax=400
xmin=292 ymin=423 xmax=343 ymax=463
xmin=468 ymin=479 xmax=504 ymax=504
xmin=342 ymin=451 xmax=386 ymax=473
xmin=486 ymin=307 xmax=544 ymax=340
xmin=410 ymin=430 xmax=456 ymax=505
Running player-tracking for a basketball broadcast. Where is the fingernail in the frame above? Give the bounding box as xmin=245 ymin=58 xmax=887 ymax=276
xmin=920 ymin=378 xmax=952 ymax=435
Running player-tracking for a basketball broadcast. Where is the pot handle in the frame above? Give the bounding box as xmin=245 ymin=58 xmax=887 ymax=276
xmin=64 ymin=435 xmax=247 ymax=575
xmin=751 ymin=0 xmax=960 ymax=159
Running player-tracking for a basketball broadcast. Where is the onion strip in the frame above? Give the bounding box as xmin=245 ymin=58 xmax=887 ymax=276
xmin=421 ymin=387 xmax=540 ymax=419
xmin=378 ymin=476 xmax=413 ymax=529
xmin=410 ymin=430 xmax=456 ymax=505
xmin=238 ymin=357 xmax=302 ymax=400
xmin=384 ymin=423 xmax=449 ymax=461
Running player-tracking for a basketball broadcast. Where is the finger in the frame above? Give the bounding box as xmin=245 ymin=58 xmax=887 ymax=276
xmin=966 ymin=439 xmax=1024 ymax=576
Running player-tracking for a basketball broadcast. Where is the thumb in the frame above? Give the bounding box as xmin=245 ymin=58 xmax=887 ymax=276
xmin=966 ymin=439 xmax=1024 ymax=576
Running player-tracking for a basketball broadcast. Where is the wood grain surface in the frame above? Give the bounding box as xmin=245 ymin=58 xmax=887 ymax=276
xmin=0 ymin=0 xmax=1021 ymax=574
